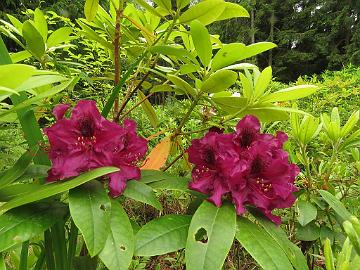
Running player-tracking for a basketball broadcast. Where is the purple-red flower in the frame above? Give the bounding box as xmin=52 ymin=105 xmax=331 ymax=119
xmin=187 ymin=115 xmax=299 ymax=224
xmin=44 ymin=100 xmax=148 ymax=197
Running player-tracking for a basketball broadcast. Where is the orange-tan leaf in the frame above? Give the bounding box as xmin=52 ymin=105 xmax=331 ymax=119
xmin=141 ymin=137 xmax=171 ymax=170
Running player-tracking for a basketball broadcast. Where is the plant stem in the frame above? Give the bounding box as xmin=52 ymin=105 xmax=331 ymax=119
xmin=119 ymin=92 xmax=154 ymax=121
xmin=113 ymin=6 xmax=124 ymax=119
xmin=44 ymin=230 xmax=55 ymax=270
xmin=67 ymin=220 xmax=78 ymax=270
xmin=19 ymin=241 xmax=29 ymax=270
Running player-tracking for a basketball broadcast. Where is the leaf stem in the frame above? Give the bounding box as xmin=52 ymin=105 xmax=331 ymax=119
xmin=19 ymin=241 xmax=29 ymax=270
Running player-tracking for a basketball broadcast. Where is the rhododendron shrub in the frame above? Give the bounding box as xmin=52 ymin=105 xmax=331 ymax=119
xmin=188 ymin=115 xmax=299 ymax=224
xmin=44 ymin=100 xmax=148 ymax=196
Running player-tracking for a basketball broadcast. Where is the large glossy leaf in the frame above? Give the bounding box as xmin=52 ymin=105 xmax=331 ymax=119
xmin=261 ymin=85 xmax=318 ymax=103
xmin=22 ymin=21 xmax=45 ymax=60
xmin=240 ymin=42 xmax=277 ymax=60
xmin=236 ymin=217 xmax=293 ymax=270
xmin=319 ymin=190 xmax=352 ymax=221
xmin=0 ymin=64 xmax=36 ymax=89
xmin=47 ymin=27 xmax=72 ymax=48
xmin=0 ymin=167 xmax=118 ymax=214
xmin=10 ymin=50 xmax=32 ymax=63
xmin=34 ymin=8 xmax=48 ymax=41
xmin=153 ymin=0 xmax=171 ymax=11
xmin=250 ymin=209 xmax=308 ymax=270
xmin=211 ymin=43 xmax=246 ymax=71
xmin=123 ymin=180 xmax=162 ymax=211
xmin=138 ymin=90 xmax=158 ymax=128
xmin=85 ymin=0 xmax=100 ymax=21
xmin=149 ymin=177 xmax=190 ymax=192
xmin=212 ymin=96 xmax=248 ymax=114
xmin=296 ymin=222 xmax=320 ymax=241
xmin=296 ymin=201 xmax=317 ymax=227
xmin=69 ymin=181 xmax=111 ymax=257
xmin=341 ymin=110 xmax=359 ymax=137
xmin=140 ymin=170 xmax=180 ymax=184
xmin=201 ymin=70 xmax=237 ymax=93
xmin=190 ymin=20 xmax=212 ymax=67
xmin=0 ymin=183 xmax=41 ymax=202
xmin=15 ymin=74 xmax=68 ymax=92
xmin=0 ymin=203 xmax=67 ymax=252
xmin=185 ymin=201 xmax=236 ymax=270
xmin=0 ymin=146 xmax=38 ymax=189
xmin=135 ymin=215 xmax=191 ymax=256
xmin=216 ymin=2 xmax=249 ymax=21
xmin=99 ymin=200 xmax=134 ymax=270
xmin=178 ymin=0 xmax=225 ymax=25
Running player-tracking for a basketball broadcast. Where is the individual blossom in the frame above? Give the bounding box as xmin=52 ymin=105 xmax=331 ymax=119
xmin=44 ymin=100 xmax=148 ymax=196
xmin=187 ymin=114 xmax=299 ymax=224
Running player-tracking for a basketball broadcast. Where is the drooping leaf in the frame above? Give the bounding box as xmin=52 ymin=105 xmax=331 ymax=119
xmin=201 ymin=70 xmax=237 ymax=93
xmin=190 ymin=20 xmax=212 ymax=67
xmin=319 ymin=190 xmax=352 ymax=222
xmin=137 ymin=90 xmax=158 ymax=128
xmin=99 ymin=200 xmax=134 ymax=270
xmin=69 ymin=181 xmax=111 ymax=257
xmin=123 ymin=180 xmax=162 ymax=211
xmin=167 ymin=74 xmax=197 ymax=97
xmin=296 ymin=201 xmax=317 ymax=227
xmin=236 ymin=217 xmax=293 ymax=270
xmin=185 ymin=201 xmax=236 ymax=270
xmin=0 ymin=146 xmax=38 ymax=189
xmin=84 ymin=0 xmax=100 ymax=21
xmin=212 ymin=96 xmax=248 ymax=114
xmin=141 ymin=137 xmax=171 ymax=170
xmin=22 ymin=20 xmax=45 ymax=60
xmin=135 ymin=215 xmax=191 ymax=256
xmin=0 ymin=167 xmax=119 ymax=214
xmin=0 ymin=202 xmax=67 ymax=252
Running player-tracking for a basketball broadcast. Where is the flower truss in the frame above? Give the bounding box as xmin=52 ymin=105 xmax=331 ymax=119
xmin=187 ymin=115 xmax=299 ymax=224
xmin=44 ymin=100 xmax=148 ymax=197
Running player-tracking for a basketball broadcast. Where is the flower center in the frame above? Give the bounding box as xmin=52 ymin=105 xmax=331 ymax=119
xmin=204 ymin=148 xmax=215 ymax=165
xmin=250 ymin=155 xmax=265 ymax=174
xmin=237 ymin=128 xmax=255 ymax=148
xmin=255 ymin=178 xmax=273 ymax=193
xmin=78 ymin=117 xmax=95 ymax=138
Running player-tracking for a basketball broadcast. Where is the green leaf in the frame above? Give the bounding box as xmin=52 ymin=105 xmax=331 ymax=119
xmin=296 ymin=222 xmax=320 ymax=241
xmin=241 ymin=42 xmax=277 ymax=59
xmin=0 ymin=255 xmax=5 ymax=270
xmin=167 ymin=74 xmax=197 ymax=97
xmin=0 ymin=167 xmax=119 ymax=215
xmin=179 ymin=0 xmax=226 ymax=25
xmin=296 ymin=201 xmax=317 ymax=227
xmin=261 ymin=85 xmax=318 ymax=103
xmin=250 ymin=209 xmax=308 ymax=270
xmin=69 ymin=181 xmax=111 ymax=257
xmin=176 ymin=0 xmax=190 ymax=9
xmin=190 ymin=20 xmax=212 ymax=67
xmin=0 ymin=146 xmax=38 ymax=189
xmin=201 ymin=70 xmax=237 ymax=93
xmin=46 ymin=27 xmax=72 ymax=48
xmin=15 ymin=74 xmax=68 ymax=92
xmin=324 ymin=239 xmax=335 ymax=270
xmin=212 ymin=96 xmax=248 ymax=114
xmin=6 ymin=14 xmax=23 ymax=33
xmin=140 ymin=170 xmax=182 ymax=184
xmin=77 ymin=20 xmax=112 ymax=49
xmin=34 ymin=9 xmax=48 ymax=42
xmin=85 ymin=0 xmax=100 ymax=21
xmin=149 ymin=177 xmax=190 ymax=192
xmin=135 ymin=215 xmax=191 ymax=256
xmin=22 ymin=21 xmax=45 ymax=60
xmin=211 ymin=43 xmax=246 ymax=71
xmin=123 ymin=180 xmax=162 ymax=211
xmin=0 ymin=183 xmax=42 ymax=202
xmin=319 ymin=190 xmax=352 ymax=222
xmin=0 ymin=203 xmax=67 ymax=252
xmin=236 ymin=217 xmax=293 ymax=270
xmin=215 ymin=2 xmax=249 ymax=21
xmin=0 ymin=37 xmax=13 ymax=64
xmin=341 ymin=110 xmax=359 ymax=137
xmin=0 ymin=64 xmax=36 ymax=89
xmin=153 ymin=0 xmax=171 ymax=11
xmin=99 ymin=200 xmax=134 ymax=270
xmin=343 ymin=220 xmax=360 ymax=255
xmin=254 ymin=66 xmax=272 ymax=98
xmin=185 ymin=201 xmax=236 ymax=270
xmin=10 ymin=50 xmax=32 ymax=63
xmin=138 ymin=90 xmax=158 ymax=128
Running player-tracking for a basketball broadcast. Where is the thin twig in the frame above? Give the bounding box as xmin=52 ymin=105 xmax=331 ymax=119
xmin=113 ymin=7 xmax=123 ymax=119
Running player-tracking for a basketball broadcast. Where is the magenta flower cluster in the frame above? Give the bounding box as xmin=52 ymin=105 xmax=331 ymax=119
xmin=187 ymin=115 xmax=299 ymax=224
xmin=44 ymin=100 xmax=148 ymax=197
